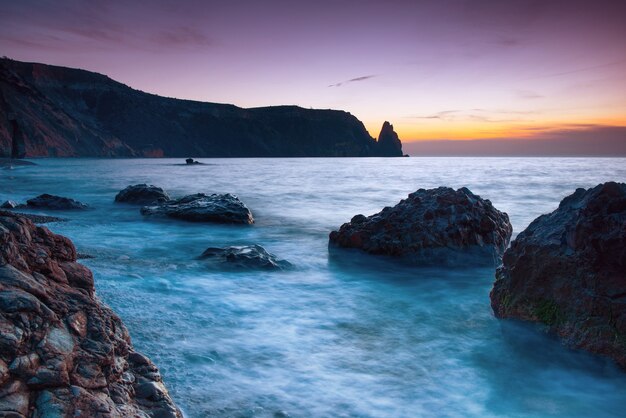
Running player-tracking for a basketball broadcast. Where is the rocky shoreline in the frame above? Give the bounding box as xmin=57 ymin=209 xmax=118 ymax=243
xmin=0 ymin=211 xmax=182 ymax=417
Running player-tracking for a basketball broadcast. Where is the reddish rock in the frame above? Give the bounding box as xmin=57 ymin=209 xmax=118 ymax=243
xmin=490 ymin=182 xmax=626 ymax=368
xmin=0 ymin=210 xmax=182 ymax=417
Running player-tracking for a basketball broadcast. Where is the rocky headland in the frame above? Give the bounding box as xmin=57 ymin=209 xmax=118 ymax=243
xmin=490 ymin=182 xmax=626 ymax=367
xmin=0 ymin=58 xmax=403 ymax=158
xmin=0 ymin=210 xmax=182 ymax=417
xmin=329 ymin=187 xmax=512 ymax=266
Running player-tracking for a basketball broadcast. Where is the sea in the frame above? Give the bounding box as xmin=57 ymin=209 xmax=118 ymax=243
xmin=2 ymin=157 xmax=626 ymax=418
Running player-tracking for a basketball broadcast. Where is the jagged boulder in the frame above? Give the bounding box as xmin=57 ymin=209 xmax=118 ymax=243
xmin=0 ymin=210 xmax=182 ymax=417
xmin=199 ymin=245 xmax=291 ymax=270
xmin=141 ymin=193 xmax=254 ymax=224
xmin=490 ymin=182 xmax=626 ymax=367
xmin=114 ymin=184 xmax=170 ymax=205
xmin=25 ymin=194 xmax=88 ymax=210
xmin=329 ymin=187 xmax=512 ymax=266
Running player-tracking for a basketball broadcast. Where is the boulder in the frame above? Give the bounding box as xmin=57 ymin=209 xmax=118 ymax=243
xmin=0 ymin=200 xmax=18 ymax=209
xmin=329 ymin=186 xmax=512 ymax=266
xmin=199 ymin=245 xmax=291 ymax=270
xmin=141 ymin=193 xmax=254 ymax=224
xmin=114 ymin=184 xmax=170 ymax=205
xmin=25 ymin=194 xmax=88 ymax=210
xmin=490 ymin=182 xmax=626 ymax=367
xmin=0 ymin=211 xmax=182 ymax=416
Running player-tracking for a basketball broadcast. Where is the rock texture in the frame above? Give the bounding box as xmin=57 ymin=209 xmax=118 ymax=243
xmin=329 ymin=187 xmax=512 ymax=266
xmin=199 ymin=245 xmax=291 ymax=270
xmin=0 ymin=58 xmax=403 ymax=158
xmin=114 ymin=185 xmax=170 ymax=205
xmin=141 ymin=193 xmax=254 ymax=224
xmin=376 ymin=121 xmax=404 ymax=157
xmin=0 ymin=210 xmax=182 ymax=417
xmin=490 ymin=182 xmax=626 ymax=367
xmin=25 ymin=194 xmax=88 ymax=210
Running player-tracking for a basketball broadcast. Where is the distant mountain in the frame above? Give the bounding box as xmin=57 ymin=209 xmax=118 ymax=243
xmin=0 ymin=58 xmax=403 ymax=158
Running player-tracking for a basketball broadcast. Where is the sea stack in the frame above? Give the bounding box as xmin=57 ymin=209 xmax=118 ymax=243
xmin=490 ymin=182 xmax=626 ymax=367
xmin=376 ymin=121 xmax=403 ymax=157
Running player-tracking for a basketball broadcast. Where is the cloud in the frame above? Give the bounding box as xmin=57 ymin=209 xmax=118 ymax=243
xmin=516 ymin=90 xmax=544 ymax=99
xmin=407 ymin=109 xmax=537 ymax=122
xmin=328 ymin=74 xmax=377 ymax=88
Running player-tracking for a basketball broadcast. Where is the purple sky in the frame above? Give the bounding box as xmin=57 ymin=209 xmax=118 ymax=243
xmin=1 ymin=0 xmax=625 ymax=147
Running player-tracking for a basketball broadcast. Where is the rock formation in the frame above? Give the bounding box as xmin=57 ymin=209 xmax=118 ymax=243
xmin=0 ymin=210 xmax=182 ymax=417
xmin=329 ymin=187 xmax=512 ymax=266
xmin=199 ymin=245 xmax=291 ymax=270
xmin=114 ymin=185 xmax=170 ymax=205
xmin=376 ymin=121 xmax=404 ymax=157
xmin=25 ymin=194 xmax=88 ymax=210
xmin=490 ymin=182 xmax=626 ymax=367
xmin=141 ymin=193 xmax=254 ymax=224
xmin=0 ymin=58 xmax=403 ymax=158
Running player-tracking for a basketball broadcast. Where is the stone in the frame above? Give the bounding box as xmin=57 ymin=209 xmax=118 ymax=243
xmin=114 ymin=184 xmax=170 ymax=205
xmin=25 ymin=194 xmax=88 ymax=210
xmin=0 ymin=211 xmax=182 ymax=417
xmin=199 ymin=245 xmax=291 ymax=270
xmin=141 ymin=193 xmax=254 ymax=224
xmin=376 ymin=121 xmax=403 ymax=157
xmin=329 ymin=186 xmax=512 ymax=266
xmin=0 ymin=201 xmax=18 ymax=209
xmin=490 ymin=182 xmax=626 ymax=368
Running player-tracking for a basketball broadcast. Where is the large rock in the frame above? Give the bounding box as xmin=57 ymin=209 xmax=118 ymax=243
xmin=199 ymin=245 xmax=291 ymax=270
xmin=141 ymin=193 xmax=254 ymax=224
xmin=490 ymin=182 xmax=626 ymax=367
xmin=0 ymin=210 xmax=182 ymax=417
xmin=376 ymin=121 xmax=404 ymax=157
xmin=114 ymin=184 xmax=170 ymax=205
xmin=329 ymin=187 xmax=512 ymax=266
xmin=26 ymin=194 xmax=88 ymax=210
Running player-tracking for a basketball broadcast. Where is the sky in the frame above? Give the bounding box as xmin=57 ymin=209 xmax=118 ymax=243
xmin=1 ymin=0 xmax=625 ymax=148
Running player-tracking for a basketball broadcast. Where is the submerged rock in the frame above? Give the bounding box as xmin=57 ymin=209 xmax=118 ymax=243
xmin=490 ymin=182 xmax=626 ymax=368
xmin=25 ymin=194 xmax=88 ymax=210
xmin=115 ymin=184 xmax=170 ymax=205
xmin=141 ymin=193 xmax=254 ymax=224
xmin=199 ymin=245 xmax=291 ymax=270
xmin=0 ymin=211 xmax=182 ymax=417
xmin=329 ymin=186 xmax=512 ymax=266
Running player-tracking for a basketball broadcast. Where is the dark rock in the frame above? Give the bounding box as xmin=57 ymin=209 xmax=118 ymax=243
xmin=199 ymin=245 xmax=291 ymax=270
xmin=0 ymin=201 xmax=18 ymax=209
xmin=25 ymin=194 xmax=87 ymax=210
xmin=3 ymin=211 xmax=66 ymax=224
xmin=0 ymin=211 xmax=182 ymax=416
xmin=141 ymin=193 xmax=254 ymax=224
xmin=185 ymin=158 xmax=202 ymax=165
xmin=329 ymin=187 xmax=512 ymax=266
xmin=376 ymin=121 xmax=403 ymax=157
xmin=115 ymin=184 xmax=170 ymax=205
xmin=490 ymin=182 xmax=626 ymax=368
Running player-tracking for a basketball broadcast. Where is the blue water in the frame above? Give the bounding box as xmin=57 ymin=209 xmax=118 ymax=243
xmin=2 ymin=157 xmax=626 ymax=418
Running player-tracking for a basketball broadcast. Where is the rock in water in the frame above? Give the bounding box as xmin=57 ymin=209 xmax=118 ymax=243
xmin=199 ymin=245 xmax=291 ymax=270
xmin=0 ymin=200 xmax=18 ymax=209
xmin=115 ymin=184 xmax=170 ymax=205
xmin=26 ymin=194 xmax=88 ymax=210
xmin=141 ymin=193 xmax=254 ymax=224
xmin=329 ymin=187 xmax=512 ymax=266
xmin=490 ymin=182 xmax=626 ymax=367
xmin=0 ymin=211 xmax=182 ymax=417
xmin=376 ymin=121 xmax=403 ymax=157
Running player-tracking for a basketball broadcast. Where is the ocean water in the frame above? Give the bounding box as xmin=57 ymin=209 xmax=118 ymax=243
xmin=2 ymin=157 xmax=626 ymax=418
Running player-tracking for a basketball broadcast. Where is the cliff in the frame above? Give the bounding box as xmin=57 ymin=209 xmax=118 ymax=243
xmin=0 ymin=211 xmax=182 ymax=417
xmin=0 ymin=58 xmax=403 ymax=158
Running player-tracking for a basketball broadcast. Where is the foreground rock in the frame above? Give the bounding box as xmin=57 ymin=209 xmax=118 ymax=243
xmin=199 ymin=245 xmax=291 ymax=270
xmin=329 ymin=187 xmax=512 ymax=266
xmin=141 ymin=193 xmax=254 ymax=224
xmin=490 ymin=182 xmax=626 ymax=367
xmin=0 ymin=211 xmax=182 ymax=417
xmin=114 ymin=184 xmax=170 ymax=205
xmin=25 ymin=194 xmax=88 ymax=210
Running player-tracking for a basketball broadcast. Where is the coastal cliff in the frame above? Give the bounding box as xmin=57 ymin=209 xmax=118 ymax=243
xmin=0 ymin=211 xmax=182 ymax=417
xmin=0 ymin=58 xmax=403 ymax=158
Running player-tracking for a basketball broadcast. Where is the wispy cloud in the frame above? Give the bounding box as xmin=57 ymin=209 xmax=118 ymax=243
xmin=516 ymin=90 xmax=544 ymax=99
xmin=407 ymin=108 xmax=537 ymax=122
xmin=328 ymin=74 xmax=377 ymax=88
